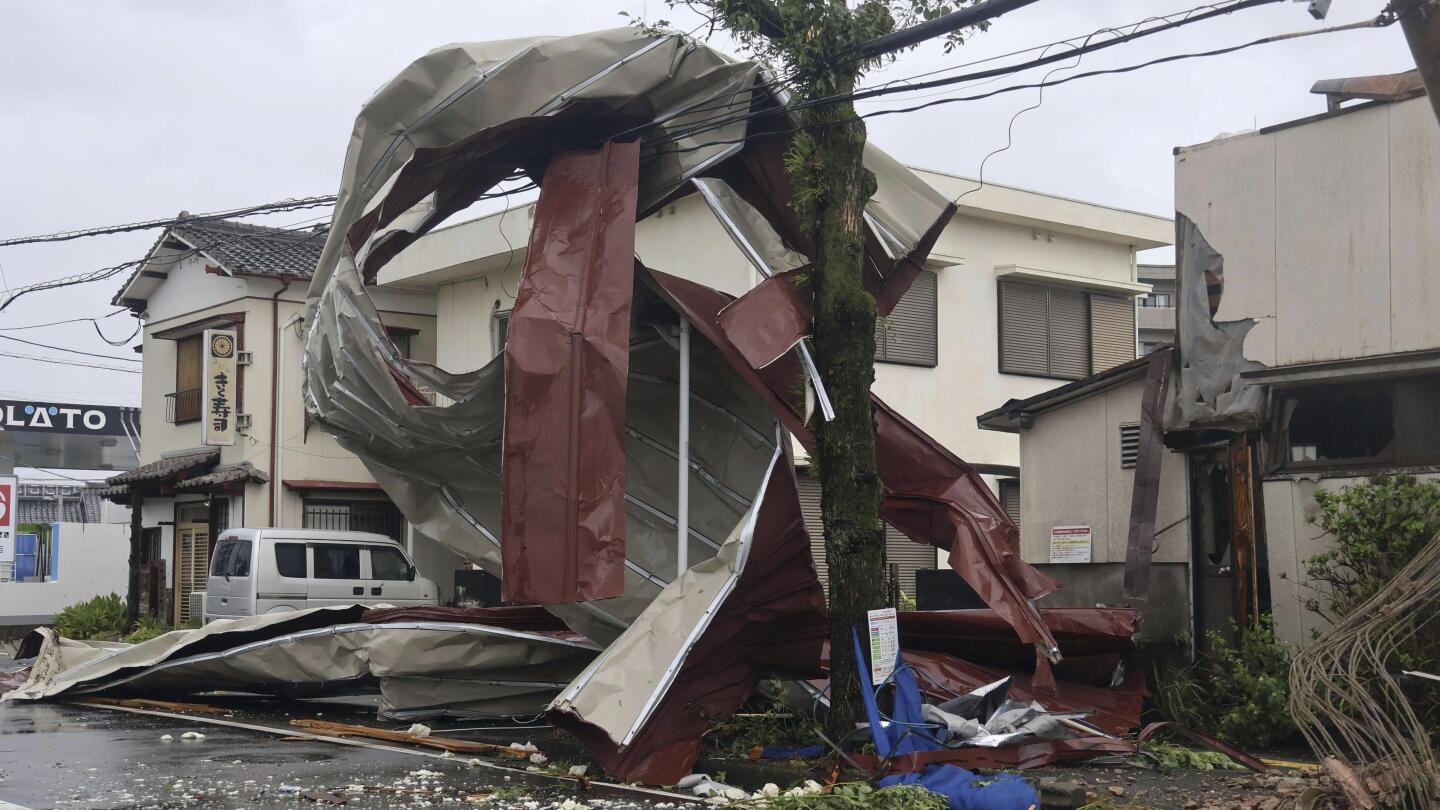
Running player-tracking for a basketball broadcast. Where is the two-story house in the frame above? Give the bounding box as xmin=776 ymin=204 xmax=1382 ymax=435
xmin=101 ymin=218 xmax=457 ymax=624
xmin=374 ymin=167 xmax=1173 ymax=598
xmin=1137 ymin=264 xmax=1177 ymax=353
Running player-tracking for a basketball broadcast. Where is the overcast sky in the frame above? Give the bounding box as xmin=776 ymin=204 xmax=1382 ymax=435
xmin=0 ymin=0 xmax=1414 ymax=448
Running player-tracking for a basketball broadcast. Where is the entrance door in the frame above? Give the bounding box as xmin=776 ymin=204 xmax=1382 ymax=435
xmin=174 ymin=505 xmax=211 ymax=626
xmin=1189 ymin=435 xmax=1263 ymax=650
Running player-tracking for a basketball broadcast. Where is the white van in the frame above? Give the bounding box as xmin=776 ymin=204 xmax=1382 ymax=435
xmin=204 ymin=528 xmax=439 ymax=623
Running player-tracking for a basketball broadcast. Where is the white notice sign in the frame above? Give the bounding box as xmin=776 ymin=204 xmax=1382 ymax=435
xmin=203 ymin=329 xmax=238 ymax=446
xmin=1049 ymin=525 xmax=1093 ymax=563
xmin=867 ymin=607 xmax=899 ymax=685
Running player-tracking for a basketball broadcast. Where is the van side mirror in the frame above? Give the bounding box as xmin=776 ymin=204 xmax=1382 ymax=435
xmin=407 ymin=564 xmax=417 ymax=582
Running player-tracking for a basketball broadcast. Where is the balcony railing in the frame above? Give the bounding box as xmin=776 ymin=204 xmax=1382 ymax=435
xmin=1137 ymin=305 xmax=1175 ymax=331
xmin=166 ymin=387 xmax=202 ymax=424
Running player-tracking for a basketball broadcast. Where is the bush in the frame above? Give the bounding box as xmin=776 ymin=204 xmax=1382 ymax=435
xmin=1152 ymin=616 xmax=1297 ymax=749
xmin=1304 ymin=474 xmax=1440 ymax=623
xmin=122 ymin=616 xmax=171 ymax=644
xmin=52 ymin=593 xmax=128 ymax=640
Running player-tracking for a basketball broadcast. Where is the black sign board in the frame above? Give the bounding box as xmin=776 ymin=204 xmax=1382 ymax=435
xmin=0 ymin=401 xmax=139 ymax=437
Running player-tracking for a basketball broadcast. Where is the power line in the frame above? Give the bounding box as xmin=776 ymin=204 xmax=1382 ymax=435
xmin=0 ymin=195 xmax=337 ymax=248
xmin=0 ymin=333 xmax=142 ymax=363
xmin=0 ymin=350 xmax=140 ymax=374
xmin=0 ymin=309 xmax=129 ymax=331
xmin=637 ymin=12 xmax=1390 ymax=162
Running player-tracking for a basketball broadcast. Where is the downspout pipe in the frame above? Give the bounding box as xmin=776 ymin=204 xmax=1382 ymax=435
xmin=677 ymin=317 xmax=691 ymax=577
xmin=268 ymin=277 xmax=296 ymax=527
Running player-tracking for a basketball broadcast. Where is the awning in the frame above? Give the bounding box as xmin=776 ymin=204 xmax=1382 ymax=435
xmin=174 ymin=462 xmax=269 ymax=492
xmin=101 ymin=447 xmax=219 ymax=503
xmin=283 ymin=479 xmax=385 ymax=492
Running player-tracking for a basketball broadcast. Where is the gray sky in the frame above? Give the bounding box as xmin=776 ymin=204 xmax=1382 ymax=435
xmin=0 ymin=0 xmax=1414 ymax=427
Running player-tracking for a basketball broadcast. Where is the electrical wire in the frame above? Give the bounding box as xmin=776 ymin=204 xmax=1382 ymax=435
xmin=0 ymin=333 xmax=141 ymax=363
xmin=0 ymin=195 xmax=337 ymax=248
xmin=0 ymin=309 xmax=129 ymax=331
xmin=0 ymin=350 xmax=140 ymax=374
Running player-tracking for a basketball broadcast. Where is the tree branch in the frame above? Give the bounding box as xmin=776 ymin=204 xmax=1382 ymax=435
xmin=723 ymin=0 xmax=788 ymax=40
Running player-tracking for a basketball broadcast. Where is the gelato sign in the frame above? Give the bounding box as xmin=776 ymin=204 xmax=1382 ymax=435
xmin=0 ymin=401 xmax=131 ymax=435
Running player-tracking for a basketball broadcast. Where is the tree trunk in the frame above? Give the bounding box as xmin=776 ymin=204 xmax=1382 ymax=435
xmin=804 ymin=83 xmax=888 ymax=738
xmin=126 ymin=492 xmax=143 ymax=623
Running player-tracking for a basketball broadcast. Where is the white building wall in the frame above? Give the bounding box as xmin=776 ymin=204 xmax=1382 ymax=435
xmin=0 ymin=523 xmax=129 ymax=624
xmin=1175 ymin=96 xmax=1440 ymax=368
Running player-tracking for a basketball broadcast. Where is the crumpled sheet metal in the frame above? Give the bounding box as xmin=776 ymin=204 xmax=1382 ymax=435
xmin=5 ymin=607 xmax=599 ymax=721
xmin=501 ymin=142 xmax=640 ymax=604
xmin=550 ymin=441 xmax=828 ymax=785
xmin=896 ymin=608 xmax=1137 ymax=685
xmin=647 ymin=268 xmax=1061 ymax=659
xmin=1168 ymin=215 xmax=1266 ymax=431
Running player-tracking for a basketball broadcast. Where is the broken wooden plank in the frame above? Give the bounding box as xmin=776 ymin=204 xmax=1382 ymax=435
xmin=74 ymin=696 xmax=229 ymax=715
xmin=288 ymin=718 xmax=534 ymax=759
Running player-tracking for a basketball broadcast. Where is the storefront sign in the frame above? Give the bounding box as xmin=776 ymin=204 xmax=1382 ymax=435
xmin=0 ymin=476 xmax=16 ymax=568
xmin=203 ymin=329 xmax=237 ymax=446
xmin=867 ymin=607 xmax=900 ymax=685
xmin=0 ymin=401 xmax=134 ymax=435
xmin=1049 ymin=525 xmax=1093 ymax=563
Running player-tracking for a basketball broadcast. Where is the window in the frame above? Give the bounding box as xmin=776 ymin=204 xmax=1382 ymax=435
xmin=997 ymin=479 xmax=1021 ymax=527
xmin=385 ymin=327 xmax=418 ymax=360
xmin=209 ymin=539 xmax=234 ymax=577
xmin=493 ymin=307 xmax=511 ymax=357
xmin=228 ymin=539 xmax=251 ymax=577
xmin=170 ymin=334 xmax=203 ymax=423
xmin=303 ymin=499 xmax=406 ymax=543
xmin=1282 ymin=376 xmax=1440 ymax=469
xmin=998 ymin=281 xmax=1136 ymax=379
xmin=370 ymin=546 xmax=412 ymax=581
xmin=875 ymin=269 xmax=938 ymax=367
xmin=1140 ymin=342 xmax=1158 ymax=355
xmin=312 ymin=544 xmax=362 ymax=579
xmin=1120 ymin=423 xmax=1141 ymax=469
xmin=275 ymin=543 xmax=307 ymax=578
xmin=1139 ymin=293 xmax=1173 ymax=308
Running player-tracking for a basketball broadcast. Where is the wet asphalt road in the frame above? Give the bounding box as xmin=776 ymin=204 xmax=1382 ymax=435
xmin=0 ymin=702 xmax=675 ymax=809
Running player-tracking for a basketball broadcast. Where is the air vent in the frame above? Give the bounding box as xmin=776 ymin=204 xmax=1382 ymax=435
xmin=1120 ymin=423 xmax=1141 ymax=468
xmin=236 ymin=350 xmax=254 ymax=366
xmin=236 ymin=413 xmax=254 ymax=432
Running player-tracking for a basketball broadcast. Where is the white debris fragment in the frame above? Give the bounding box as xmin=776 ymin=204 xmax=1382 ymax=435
xmin=529 ymin=752 xmax=548 ymax=765
xmin=758 ymin=783 xmax=780 ymax=797
xmin=407 ymin=722 xmax=433 ymax=737
xmin=441 ymin=750 xmax=455 ymax=759
xmin=567 ymin=765 xmax=588 ymax=777
xmin=559 ymin=799 xmax=588 ymax=810
xmin=408 ymin=769 xmax=443 ymax=778
xmin=180 ymin=731 xmax=206 ymax=740
xmin=509 ymin=741 xmax=539 ymax=752
xmin=160 ymin=734 xmax=173 ymax=741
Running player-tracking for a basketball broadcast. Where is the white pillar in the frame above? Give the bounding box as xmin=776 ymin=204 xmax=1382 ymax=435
xmin=677 ymin=317 xmax=691 ymax=578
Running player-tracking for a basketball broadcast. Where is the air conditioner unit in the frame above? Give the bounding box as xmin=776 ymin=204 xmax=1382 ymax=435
xmin=236 ymin=350 xmax=254 ymax=366
xmin=236 ymin=413 xmax=254 ymax=432
xmin=189 ymin=591 xmax=207 ymax=626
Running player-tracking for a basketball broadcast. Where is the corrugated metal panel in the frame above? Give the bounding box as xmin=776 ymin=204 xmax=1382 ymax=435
xmin=1048 ymin=287 xmax=1089 ymax=379
xmin=1090 ymin=293 xmax=1136 ymax=372
xmin=998 ymin=479 xmax=1021 ymax=526
xmin=1120 ymin=423 xmax=1141 ymax=469
xmin=999 ymin=281 xmax=1049 ymax=376
xmin=877 ymin=269 xmax=938 ymax=367
xmin=797 ymin=473 xmax=931 ymax=600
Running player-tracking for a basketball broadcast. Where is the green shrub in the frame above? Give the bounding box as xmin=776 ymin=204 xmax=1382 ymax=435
xmin=1305 ymin=474 xmax=1440 ymax=623
xmin=1152 ymin=617 xmax=1297 ymax=749
xmin=122 ymin=616 xmax=171 ymax=644
xmin=52 ymin=593 xmax=128 ymax=640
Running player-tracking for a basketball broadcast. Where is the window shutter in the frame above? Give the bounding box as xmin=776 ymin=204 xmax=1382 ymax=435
xmin=877 ymin=270 xmax=938 ymax=367
xmin=1090 ymin=293 xmax=1136 ymax=372
xmin=998 ymin=478 xmax=1021 ymax=526
xmin=999 ymin=281 xmax=1050 ymax=376
xmin=796 ymin=472 xmax=930 ymax=601
xmin=1120 ymin=423 xmax=1141 ymax=469
xmin=1047 ymin=287 xmax=1089 ymax=379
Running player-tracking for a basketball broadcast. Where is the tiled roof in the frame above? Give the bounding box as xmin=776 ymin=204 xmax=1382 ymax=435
xmin=171 ymin=219 xmax=328 ymax=280
xmin=105 ymin=447 xmax=218 ymax=486
xmin=174 ymin=461 xmax=270 ymax=491
xmin=16 ymin=487 xmax=104 ymax=524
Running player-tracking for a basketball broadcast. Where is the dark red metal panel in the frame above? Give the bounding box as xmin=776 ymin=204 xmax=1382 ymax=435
xmin=501 ymin=141 xmax=640 ymax=604
xmin=551 ymin=453 xmax=829 ymax=785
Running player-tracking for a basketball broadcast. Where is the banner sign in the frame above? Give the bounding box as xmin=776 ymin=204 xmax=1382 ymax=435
xmin=867 ymin=607 xmax=900 ymax=685
xmin=0 ymin=401 xmax=135 ymax=436
xmin=0 ymin=476 xmax=16 ymax=567
xmin=202 ymin=329 xmax=238 ymax=446
xmin=1049 ymin=525 xmax=1093 ymax=563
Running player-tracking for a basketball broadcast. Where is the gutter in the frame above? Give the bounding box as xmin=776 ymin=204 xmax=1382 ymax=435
xmin=269 ymin=277 xmax=298 ymax=527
